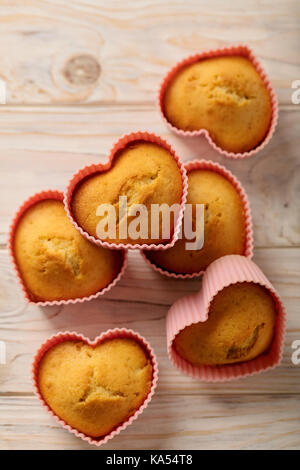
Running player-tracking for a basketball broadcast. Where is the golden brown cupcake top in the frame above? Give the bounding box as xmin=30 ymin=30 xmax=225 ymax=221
xmin=14 ymin=199 xmax=123 ymax=301
xmin=174 ymin=282 xmax=276 ymax=366
xmin=146 ymin=169 xmax=245 ymax=274
xmin=164 ymin=56 xmax=272 ymax=153
xmin=71 ymin=141 xmax=183 ymax=245
xmin=38 ymin=338 xmax=153 ymax=437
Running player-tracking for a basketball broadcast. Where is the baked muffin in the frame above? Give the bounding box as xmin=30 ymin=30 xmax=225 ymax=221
xmin=14 ymin=199 xmax=124 ymax=301
xmin=146 ymin=169 xmax=245 ymax=274
xmin=71 ymin=141 xmax=183 ymax=245
xmin=38 ymin=338 xmax=153 ymax=437
xmin=164 ymin=56 xmax=272 ymax=153
xmin=174 ymin=282 xmax=276 ymax=366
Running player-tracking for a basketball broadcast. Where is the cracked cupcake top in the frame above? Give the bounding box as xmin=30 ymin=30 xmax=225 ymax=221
xmin=163 ymin=56 xmax=272 ymax=153
xmin=174 ymin=282 xmax=276 ymax=366
xmin=146 ymin=169 xmax=245 ymax=274
xmin=13 ymin=199 xmax=123 ymax=301
xmin=71 ymin=141 xmax=183 ymax=245
xmin=38 ymin=338 xmax=153 ymax=438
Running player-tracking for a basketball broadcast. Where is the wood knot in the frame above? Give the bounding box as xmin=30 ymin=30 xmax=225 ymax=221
xmin=63 ymin=55 xmax=101 ymax=86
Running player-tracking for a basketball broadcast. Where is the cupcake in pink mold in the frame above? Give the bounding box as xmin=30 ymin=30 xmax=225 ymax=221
xmin=167 ymin=255 xmax=286 ymax=382
xmin=8 ymin=190 xmax=127 ymax=306
xmin=32 ymin=329 xmax=158 ymax=446
xmin=142 ymin=160 xmax=253 ymax=279
xmin=159 ymin=45 xmax=278 ymax=159
xmin=64 ymin=132 xmax=188 ymax=251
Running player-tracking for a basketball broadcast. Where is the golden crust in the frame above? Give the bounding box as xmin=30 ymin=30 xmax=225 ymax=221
xmin=38 ymin=338 xmax=153 ymax=438
xmin=174 ymin=283 xmax=276 ymax=366
xmin=146 ymin=169 xmax=245 ymax=274
xmin=71 ymin=141 xmax=183 ymax=245
xmin=14 ymin=200 xmax=123 ymax=301
xmin=164 ymin=56 xmax=272 ymax=153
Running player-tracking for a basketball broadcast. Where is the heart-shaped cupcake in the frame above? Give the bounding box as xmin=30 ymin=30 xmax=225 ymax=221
xmin=64 ymin=131 xmax=188 ymax=250
xmin=8 ymin=190 xmax=127 ymax=306
xmin=159 ymin=45 xmax=278 ymax=159
xmin=142 ymin=159 xmax=253 ymax=279
xmin=32 ymin=329 xmax=158 ymax=446
xmin=166 ymin=255 xmax=286 ymax=382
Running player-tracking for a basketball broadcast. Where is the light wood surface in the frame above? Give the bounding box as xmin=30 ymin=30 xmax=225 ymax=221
xmin=0 ymin=0 xmax=299 ymax=450
xmin=0 ymin=0 xmax=299 ymax=105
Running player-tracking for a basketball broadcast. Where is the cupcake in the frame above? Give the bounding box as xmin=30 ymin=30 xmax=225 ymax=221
xmin=174 ymin=282 xmax=276 ymax=366
xmin=71 ymin=140 xmax=183 ymax=246
xmin=145 ymin=165 xmax=247 ymax=275
xmin=38 ymin=337 xmax=153 ymax=438
xmin=13 ymin=197 xmax=124 ymax=302
xmin=163 ymin=55 xmax=272 ymax=153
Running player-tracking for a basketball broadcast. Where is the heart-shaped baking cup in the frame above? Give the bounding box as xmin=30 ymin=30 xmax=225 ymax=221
xmin=64 ymin=131 xmax=188 ymax=250
xmin=141 ymin=159 xmax=253 ymax=279
xmin=8 ymin=190 xmax=127 ymax=306
xmin=32 ymin=329 xmax=158 ymax=446
xmin=166 ymin=255 xmax=286 ymax=382
xmin=159 ymin=45 xmax=278 ymax=160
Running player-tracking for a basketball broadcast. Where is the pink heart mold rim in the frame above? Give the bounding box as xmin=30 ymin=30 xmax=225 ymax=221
xmin=64 ymin=131 xmax=188 ymax=251
xmin=32 ymin=328 xmax=159 ymax=447
xmin=8 ymin=190 xmax=127 ymax=306
xmin=166 ymin=254 xmax=286 ymax=382
xmin=141 ymin=159 xmax=253 ymax=279
xmin=158 ymin=44 xmax=278 ymax=160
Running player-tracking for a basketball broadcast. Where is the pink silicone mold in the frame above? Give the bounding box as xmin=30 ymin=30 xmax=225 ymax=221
xmin=159 ymin=44 xmax=278 ymax=159
xmin=64 ymin=131 xmax=188 ymax=251
xmin=32 ymin=329 xmax=159 ymax=447
xmin=166 ymin=255 xmax=286 ymax=382
xmin=8 ymin=190 xmax=127 ymax=306
xmin=142 ymin=160 xmax=253 ymax=279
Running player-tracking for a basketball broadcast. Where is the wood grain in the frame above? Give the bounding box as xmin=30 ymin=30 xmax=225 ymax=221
xmin=1 ymin=394 xmax=300 ymax=450
xmin=0 ymin=0 xmax=299 ymax=105
xmin=0 ymin=0 xmax=299 ymax=451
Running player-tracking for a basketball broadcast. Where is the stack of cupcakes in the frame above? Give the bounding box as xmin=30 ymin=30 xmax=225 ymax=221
xmin=8 ymin=45 xmax=285 ymax=446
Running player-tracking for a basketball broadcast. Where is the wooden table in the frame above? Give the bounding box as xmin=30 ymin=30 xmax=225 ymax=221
xmin=0 ymin=1 xmax=299 ymax=450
